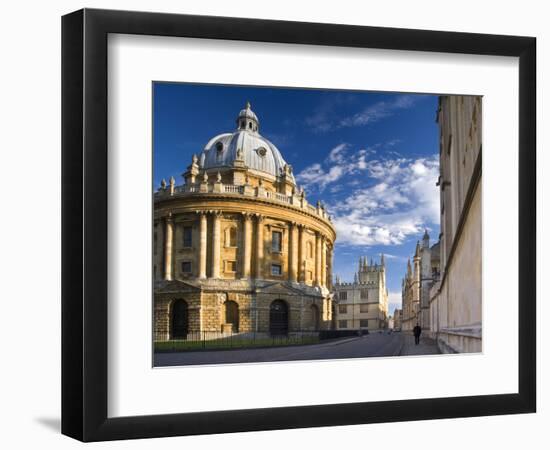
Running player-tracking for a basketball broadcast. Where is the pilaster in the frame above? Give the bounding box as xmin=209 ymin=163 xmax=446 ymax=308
xmin=163 ymin=213 xmax=174 ymax=281
xmin=242 ymin=213 xmax=253 ymax=278
xmin=315 ymin=232 xmax=322 ymax=287
xmin=255 ymin=214 xmax=264 ymax=278
xmin=211 ymin=211 xmax=222 ymax=278
xmin=289 ymin=222 xmax=298 ymax=282
xmin=198 ymin=211 xmax=208 ymax=279
xmin=298 ymin=224 xmax=305 ymax=282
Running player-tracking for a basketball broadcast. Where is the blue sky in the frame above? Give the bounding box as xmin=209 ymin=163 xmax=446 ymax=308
xmin=154 ymin=83 xmax=441 ymax=314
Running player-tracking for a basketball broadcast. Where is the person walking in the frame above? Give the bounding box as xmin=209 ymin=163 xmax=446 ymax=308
xmin=413 ymin=323 xmax=422 ymax=345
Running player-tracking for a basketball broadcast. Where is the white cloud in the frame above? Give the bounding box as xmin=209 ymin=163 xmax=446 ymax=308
xmin=306 ymin=95 xmax=417 ymax=133
xmin=388 ymin=290 xmax=403 ymax=316
xmin=296 ymin=143 xmax=377 ymax=192
xmin=296 ymin=141 xmax=440 ymax=247
xmin=305 ymin=94 xmax=356 ymax=133
xmin=295 ymin=162 xmax=346 ymax=191
xmin=296 ymin=144 xmax=351 ymax=190
xmin=329 ymin=156 xmax=439 ymax=246
xmin=330 ymin=155 xmax=440 ymax=246
xmin=328 ymin=143 xmax=348 ymax=163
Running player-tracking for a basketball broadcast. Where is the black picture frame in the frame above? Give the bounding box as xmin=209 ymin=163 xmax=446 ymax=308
xmin=61 ymin=8 xmax=536 ymax=442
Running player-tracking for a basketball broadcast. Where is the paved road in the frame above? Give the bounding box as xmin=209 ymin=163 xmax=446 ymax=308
xmin=155 ymin=332 xmax=410 ymax=367
xmin=400 ymin=334 xmax=441 ymax=356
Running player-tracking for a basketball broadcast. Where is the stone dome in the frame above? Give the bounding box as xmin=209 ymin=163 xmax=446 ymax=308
xmin=198 ymin=103 xmax=295 ymax=183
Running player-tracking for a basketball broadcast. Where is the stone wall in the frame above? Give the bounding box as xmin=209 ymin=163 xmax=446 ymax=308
xmin=429 ymin=95 xmax=482 ymax=353
xmin=430 ymin=183 xmax=482 ymax=353
xmin=154 ymin=291 xmax=202 ymax=340
xmin=154 ymin=286 xmax=330 ymax=339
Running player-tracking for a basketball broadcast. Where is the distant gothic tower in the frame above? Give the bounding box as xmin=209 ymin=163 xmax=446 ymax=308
xmin=332 ymin=255 xmax=389 ymax=331
xmin=153 ymin=103 xmax=336 ymax=340
xmin=401 ymin=230 xmax=440 ymax=332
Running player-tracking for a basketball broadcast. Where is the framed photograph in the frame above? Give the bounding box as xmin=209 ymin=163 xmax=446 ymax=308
xmin=61 ymin=8 xmax=536 ymax=442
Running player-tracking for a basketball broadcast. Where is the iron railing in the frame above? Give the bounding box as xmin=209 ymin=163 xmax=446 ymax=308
xmin=154 ymin=330 xmax=321 ymax=352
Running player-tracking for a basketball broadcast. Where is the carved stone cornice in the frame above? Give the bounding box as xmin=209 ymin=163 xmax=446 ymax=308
xmin=208 ymin=210 xmax=224 ymax=218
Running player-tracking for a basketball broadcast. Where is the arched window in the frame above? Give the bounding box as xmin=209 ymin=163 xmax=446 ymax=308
xmin=225 ymin=301 xmax=239 ymax=333
xmin=171 ymin=299 xmax=188 ymax=339
xmin=225 ymin=226 xmax=237 ymax=247
xmin=307 ymin=241 xmax=313 ymax=258
xmin=269 ymin=299 xmax=289 ymax=336
xmin=249 ymin=122 xmax=253 ymax=129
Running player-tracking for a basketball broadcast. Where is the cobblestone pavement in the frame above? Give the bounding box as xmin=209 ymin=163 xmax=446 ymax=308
xmin=398 ymin=334 xmax=441 ymax=356
xmin=155 ymin=331 xmax=440 ymax=367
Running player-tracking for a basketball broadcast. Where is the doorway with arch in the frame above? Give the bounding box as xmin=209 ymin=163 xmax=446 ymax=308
xmin=171 ymin=299 xmax=188 ymax=339
xmin=269 ymin=299 xmax=289 ymax=335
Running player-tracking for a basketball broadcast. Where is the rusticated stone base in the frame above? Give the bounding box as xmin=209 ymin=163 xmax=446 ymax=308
xmin=154 ymin=278 xmax=332 ymax=340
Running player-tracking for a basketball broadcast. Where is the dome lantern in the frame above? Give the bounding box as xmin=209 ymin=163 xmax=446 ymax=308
xmin=236 ymin=101 xmax=259 ymax=133
xmin=200 ymin=102 xmax=295 ymax=186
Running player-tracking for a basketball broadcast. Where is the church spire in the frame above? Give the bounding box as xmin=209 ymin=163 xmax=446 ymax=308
xmin=423 ymin=229 xmax=430 ymax=248
xmin=414 ymin=241 xmax=421 ymax=258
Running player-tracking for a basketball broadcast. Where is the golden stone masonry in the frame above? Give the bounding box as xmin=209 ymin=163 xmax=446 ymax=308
xmin=154 ymin=103 xmax=336 ymax=340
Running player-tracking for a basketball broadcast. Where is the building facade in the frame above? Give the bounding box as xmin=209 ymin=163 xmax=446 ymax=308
xmin=154 ymin=103 xmax=336 ymax=340
xmin=393 ymin=308 xmax=402 ymax=330
xmin=401 ymin=231 xmax=440 ymax=332
xmin=429 ymin=95 xmax=482 ymax=353
xmin=333 ymin=256 xmax=389 ymax=331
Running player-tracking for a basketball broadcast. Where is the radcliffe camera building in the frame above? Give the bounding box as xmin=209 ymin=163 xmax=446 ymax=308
xmin=153 ymin=103 xmax=336 ymax=340
xmin=333 ymin=256 xmax=389 ymax=331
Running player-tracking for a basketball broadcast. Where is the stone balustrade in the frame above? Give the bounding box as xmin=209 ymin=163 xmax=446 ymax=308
xmin=158 ymin=182 xmax=331 ymax=222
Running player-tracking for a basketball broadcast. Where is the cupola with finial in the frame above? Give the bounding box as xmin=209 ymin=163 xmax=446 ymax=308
xmin=236 ymin=101 xmax=259 ymax=133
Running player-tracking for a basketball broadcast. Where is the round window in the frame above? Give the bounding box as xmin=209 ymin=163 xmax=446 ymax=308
xmin=257 ymin=147 xmax=267 ymax=157
xmin=216 ymin=141 xmax=224 ymax=152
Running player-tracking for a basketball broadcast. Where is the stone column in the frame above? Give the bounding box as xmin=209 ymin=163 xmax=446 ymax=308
xmin=211 ymin=211 xmax=221 ymax=279
xmin=321 ymin=236 xmax=327 ymax=287
xmin=315 ymin=232 xmax=322 ymax=287
xmin=327 ymin=246 xmax=332 ymax=290
xmin=198 ymin=212 xmax=207 ymax=279
xmin=289 ymin=222 xmax=298 ymax=282
xmin=298 ymin=225 xmax=305 ymax=282
xmin=255 ymin=215 xmax=264 ymax=279
xmin=242 ymin=213 xmax=252 ymax=278
xmin=163 ymin=213 xmax=174 ymax=281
